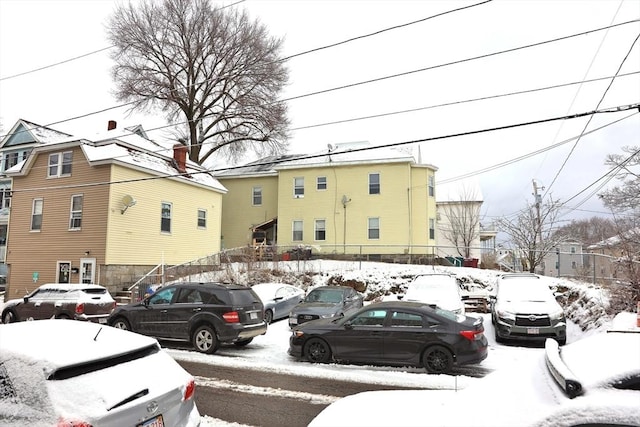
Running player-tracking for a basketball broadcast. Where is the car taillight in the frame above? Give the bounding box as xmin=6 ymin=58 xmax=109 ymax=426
xmin=75 ymin=303 xmax=85 ymax=315
xmin=460 ymin=330 xmax=483 ymax=341
xmin=183 ymin=378 xmax=196 ymax=401
xmin=223 ymin=311 xmax=240 ymax=323
xmin=58 ymin=418 xmax=92 ymax=427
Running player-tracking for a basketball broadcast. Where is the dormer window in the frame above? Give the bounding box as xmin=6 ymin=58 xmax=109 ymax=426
xmin=48 ymin=151 xmax=72 ymax=178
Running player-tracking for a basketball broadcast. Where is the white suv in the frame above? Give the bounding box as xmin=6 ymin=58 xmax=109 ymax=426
xmin=491 ymin=273 xmax=566 ymax=345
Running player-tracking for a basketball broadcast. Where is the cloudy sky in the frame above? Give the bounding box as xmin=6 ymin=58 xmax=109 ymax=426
xmin=1 ymin=0 xmax=639 ymax=234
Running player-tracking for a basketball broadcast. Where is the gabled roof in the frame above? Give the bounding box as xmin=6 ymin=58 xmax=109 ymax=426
xmin=0 ymin=119 xmax=73 ymax=149
xmin=5 ymin=123 xmax=227 ymax=194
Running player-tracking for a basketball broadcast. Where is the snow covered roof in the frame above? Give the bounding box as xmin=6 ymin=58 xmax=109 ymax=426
xmin=0 ymin=119 xmax=74 ymax=149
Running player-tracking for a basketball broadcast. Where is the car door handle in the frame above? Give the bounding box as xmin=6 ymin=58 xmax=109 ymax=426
xmin=192 ymin=308 xmax=201 ymax=312
xmin=160 ymin=310 xmax=168 ymax=313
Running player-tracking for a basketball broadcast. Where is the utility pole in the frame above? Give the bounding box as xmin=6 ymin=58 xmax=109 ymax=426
xmin=532 ymin=180 xmax=544 ymax=248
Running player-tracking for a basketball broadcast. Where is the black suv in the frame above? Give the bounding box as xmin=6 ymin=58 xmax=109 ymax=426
xmin=108 ymin=282 xmax=267 ymax=354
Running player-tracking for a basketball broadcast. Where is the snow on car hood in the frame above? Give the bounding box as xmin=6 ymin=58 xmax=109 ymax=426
xmin=499 ymin=299 xmax=561 ymax=314
xmin=291 ymin=302 xmax=341 ymax=316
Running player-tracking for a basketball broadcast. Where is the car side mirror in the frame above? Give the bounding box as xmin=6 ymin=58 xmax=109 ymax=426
xmin=344 ymin=321 xmax=354 ymax=330
xmin=23 ymin=296 xmax=29 ymax=303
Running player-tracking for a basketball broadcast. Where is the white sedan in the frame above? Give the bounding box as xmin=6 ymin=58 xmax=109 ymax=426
xmin=309 ymin=330 xmax=640 ymax=427
xmin=251 ymin=282 xmax=305 ymax=324
xmin=0 ymin=319 xmax=200 ymax=427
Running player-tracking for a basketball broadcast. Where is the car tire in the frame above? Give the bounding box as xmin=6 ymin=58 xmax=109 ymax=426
xmin=1 ymin=310 xmax=16 ymax=324
xmin=556 ymin=337 xmax=567 ymax=346
xmin=264 ymin=310 xmax=274 ymax=324
xmin=56 ymin=314 xmax=70 ymax=320
xmin=192 ymin=325 xmax=219 ymax=354
xmin=304 ymin=338 xmax=332 ymax=363
xmin=234 ymin=338 xmax=253 ymax=347
xmin=423 ymin=345 xmax=454 ymax=374
xmin=111 ymin=317 xmax=131 ymax=331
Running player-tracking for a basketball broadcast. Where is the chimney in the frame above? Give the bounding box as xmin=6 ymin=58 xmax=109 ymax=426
xmin=173 ymin=144 xmax=188 ymax=173
xmin=107 ymin=120 xmax=117 ymax=131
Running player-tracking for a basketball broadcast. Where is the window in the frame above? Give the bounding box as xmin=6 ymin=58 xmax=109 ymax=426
xmin=69 ymin=194 xmax=83 ymax=230
xmin=292 ymin=220 xmax=303 ymax=241
xmin=48 ymin=151 xmax=72 ymax=178
xmin=429 ymin=218 xmax=435 ymax=240
xmin=570 ymin=246 xmax=576 ymax=254
xmin=369 ymin=173 xmax=380 ymax=195
xmin=571 ymin=261 xmax=577 ymax=269
xmin=317 ymin=176 xmax=327 ymax=190
xmin=391 ymin=311 xmax=423 ymax=327
xmin=294 ymin=177 xmax=304 ymax=198
xmin=252 ymin=186 xmax=262 ymax=205
xmin=368 ymin=217 xmax=380 ymax=239
xmin=428 ymin=175 xmax=435 ymax=197
xmin=351 ymin=309 xmax=386 ymax=327
xmin=197 ymin=209 xmax=207 ymax=228
xmin=315 ymin=219 xmax=326 ymax=241
xmin=0 ymin=183 xmax=11 ymax=209
xmin=161 ymin=202 xmax=172 ymax=233
xmin=31 ymin=198 xmax=43 ymax=231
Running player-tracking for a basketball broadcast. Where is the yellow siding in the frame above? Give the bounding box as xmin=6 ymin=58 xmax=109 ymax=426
xmin=105 ymin=165 xmax=223 ymax=264
xmin=218 ymin=175 xmax=278 ymax=249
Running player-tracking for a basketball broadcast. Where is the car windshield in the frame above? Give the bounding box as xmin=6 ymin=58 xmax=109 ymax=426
xmin=499 ymin=281 xmax=554 ymax=302
xmin=306 ymin=289 xmax=343 ymax=303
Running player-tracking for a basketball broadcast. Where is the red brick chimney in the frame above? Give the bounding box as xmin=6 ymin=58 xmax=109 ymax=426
xmin=107 ymin=120 xmax=117 ymax=131
xmin=173 ymin=144 xmax=188 ymax=173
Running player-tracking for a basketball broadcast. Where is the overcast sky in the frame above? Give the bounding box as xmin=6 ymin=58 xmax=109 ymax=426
xmin=1 ymin=0 xmax=639 ymax=235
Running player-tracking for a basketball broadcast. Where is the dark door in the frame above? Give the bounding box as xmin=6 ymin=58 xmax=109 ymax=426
xmin=137 ymin=287 xmax=176 ymax=336
xmin=383 ymin=311 xmax=440 ymax=363
xmin=57 ymin=262 xmax=71 ymax=284
xmin=330 ymin=308 xmax=387 ymax=361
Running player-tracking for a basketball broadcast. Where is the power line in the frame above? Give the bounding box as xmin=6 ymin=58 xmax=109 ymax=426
xmin=10 ymin=103 xmax=639 ymax=194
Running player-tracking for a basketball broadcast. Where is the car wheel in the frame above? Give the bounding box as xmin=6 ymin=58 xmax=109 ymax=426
xmin=304 ymin=338 xmax=332 ymax=363
xmin=111 ymin=317 xmax=131 ymax=331
xmin=192 ymin=325 xmax=219 ymax=354
xmin=556 ymin=337 xmax=567 ymax=346
xmin=234 ymin=338 xmax=253 ymax=347
xmin=56 ymin=314 xmax=70 ymax=320
xmin=423 ymin=345 xmax=453 ymax=374
xmin=264 ymin=309 xmax=274 ymax=324
xmin=2 ymin=310 xmax=16 ymax=324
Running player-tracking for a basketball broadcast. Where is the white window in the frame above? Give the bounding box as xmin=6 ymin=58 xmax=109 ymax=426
xmin=69 ymin=194 xmax=83 ymax=230
xmin=31 ymin=198 xmax=43 ymax=231
xmin=48 ymin=151 xmax=72 ymax=178
xmin=369 ymin=173 xmax=380 ymax=195
xmin=253 ymin=186 xmax=262 ymax=205
xmin=368 ymin=217 xmax=380 ymax=239
xmin=429 ymin=218 xmax=435 ymax=240
xmin=428 ymin=175 xmax=435 ymax=197
xmin=161 ymin=202 xmax=172 ymax=233
xmin=317 ymin=176 xmax=327 ymax=190
xmin=292 ymin=220 xmax=303 ymax=241
xmin=315 ymin=219 xmax=326 ymax=241
xmin=197 ymin=209 xmax=207 ymax=228
xmin=294 ymin=177 xmax=304 ymax=198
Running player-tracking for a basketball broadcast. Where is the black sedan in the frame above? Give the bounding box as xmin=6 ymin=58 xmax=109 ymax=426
xmin=288 ymin=301 xmax=488 ymax=374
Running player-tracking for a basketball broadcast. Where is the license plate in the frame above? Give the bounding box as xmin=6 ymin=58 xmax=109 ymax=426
xmin=527 ymin=328 xmax=540 ymax=334
xmin=303 ymin=315 xmax=313 ymax=320
xmin=250 ymin=312 xmax=258 ymax=319
xmin=98 ymin=318 xmax=107 ymax=324
xmin=137 ymin=415 xmax=164 ymax=427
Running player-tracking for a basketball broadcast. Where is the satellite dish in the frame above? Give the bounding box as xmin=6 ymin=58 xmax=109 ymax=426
xmin=327 ymin=144 xmax=334 ymax=152
xmin=121 ymin=195 xmax=137 ymax=214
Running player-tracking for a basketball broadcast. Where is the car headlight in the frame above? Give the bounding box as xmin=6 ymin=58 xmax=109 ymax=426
xmin=496 ymin=308 xmax=516 ymax=321
xmin=320 ymin=313 xmax=335 ymax=318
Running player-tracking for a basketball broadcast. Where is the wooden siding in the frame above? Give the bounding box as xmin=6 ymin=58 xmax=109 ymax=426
xmin=105 ymin=165 xmax=223 ymax=265
xmin=6 ymin=146 xmax=110 ymax=297
xmin=218 ymin=176 xmax=279 ymax=249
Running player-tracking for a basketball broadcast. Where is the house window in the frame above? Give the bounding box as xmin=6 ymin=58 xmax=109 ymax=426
xmin=292 ymin=220 xmax=303 ymax=241
xmin=428 ymin=175 xmax=435 ymax=197
xmin=572 ymin=261 xmax=577 ymax=269
xmin=369 ymin=173 xmax=380 ymax=195
xmin=317 ymin=176 xmax=327 ymax=190
xmin=429 ymin=218 xmax=435 ymax=240
xmin=31 ymin=198 xmax=43 ymax=231
xmin=69 ymin=194 xmax=83 ymax=230
xmin=570 ymin=247 xmax=576 ymax=254
xmin=197 ymin=209 xmax=207 ymax=228
xmin=0 ymin=184 xmax=11 ymax=209
xmin=161 ymin=202 xmax=172 ymax=233
xmin=252 ymin=186 xmax=262 ymax=205
xmin=368 ymin=217 xmax=380 ymax=239
xmin=294 ymin=177 xmax=304 ymax=198
xmin=48 ymin=151 xmax=72 ymax=178
xmin=315 ymin=219 xmax=326 ymax=241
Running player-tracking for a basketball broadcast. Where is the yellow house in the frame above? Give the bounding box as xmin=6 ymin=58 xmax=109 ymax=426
xmin=3 ymin=121 xmax=226 ymax=298
xmin=217 ymin=142 xmax=439 ymax=259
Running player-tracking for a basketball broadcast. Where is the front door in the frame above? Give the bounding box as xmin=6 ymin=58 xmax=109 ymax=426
xmin=80 ymin=258 xmax=96 ymax=284
xmin=57 ymin=262 xmax=71 ymax=283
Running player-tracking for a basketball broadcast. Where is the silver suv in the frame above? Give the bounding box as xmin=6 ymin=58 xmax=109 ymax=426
xmin=490 ymin=273 xmax=566 ymax=345
xmin=1 ymin=283 xmax=116 ymax=324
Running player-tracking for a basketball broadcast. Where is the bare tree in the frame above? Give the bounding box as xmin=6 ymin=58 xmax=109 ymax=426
xmin=599 ymin=146 xmax=640 ymax=211
xmin=553 ymin=216 xmax=616 ymax=246
xmin=437 ymin=184 xmax=481 ymax=258
xmin=107 ymin=0 xmax=290 ymax=165
xmin=496 ymin=198 xmax=565 ymax=273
